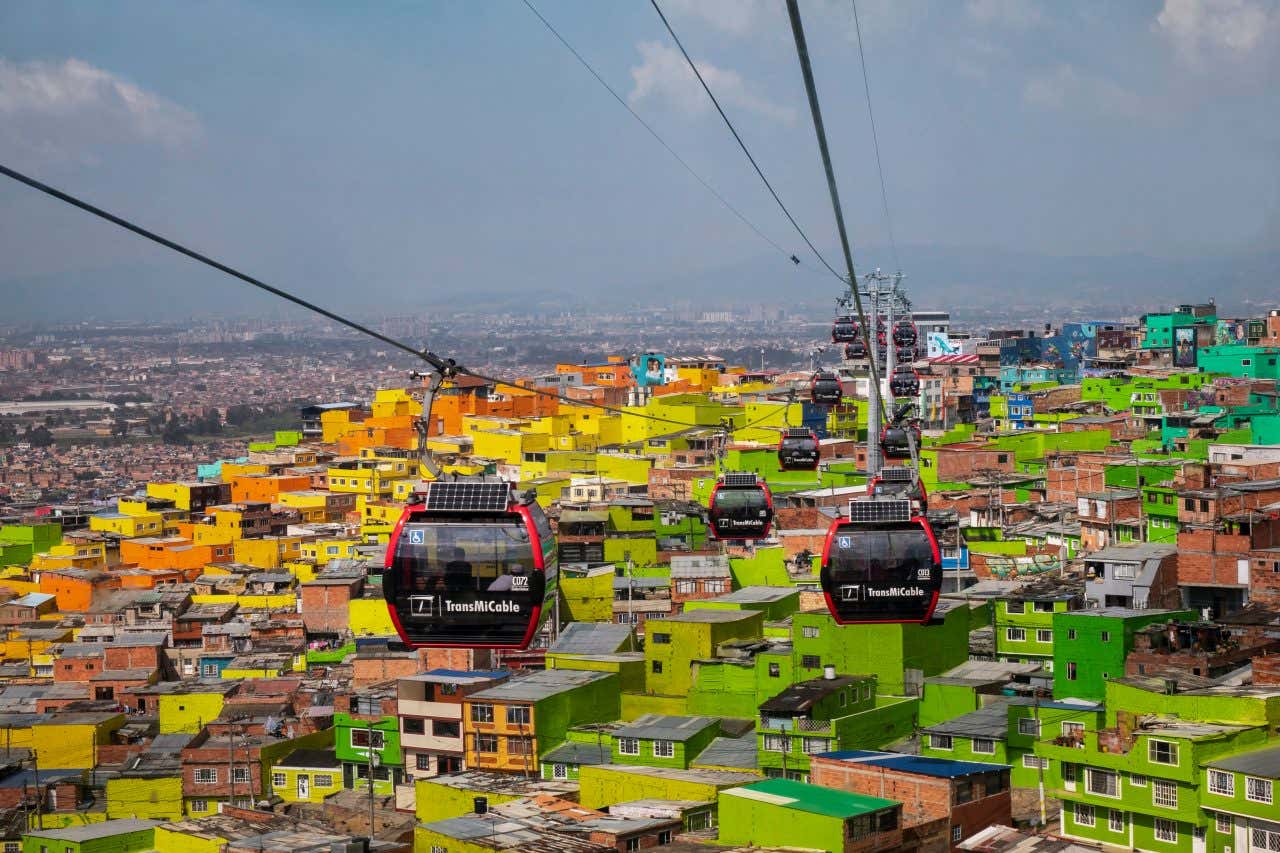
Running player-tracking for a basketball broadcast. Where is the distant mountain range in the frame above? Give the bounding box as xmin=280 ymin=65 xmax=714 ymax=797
xmin=2 ymin=244 xmax=1275 ymax=322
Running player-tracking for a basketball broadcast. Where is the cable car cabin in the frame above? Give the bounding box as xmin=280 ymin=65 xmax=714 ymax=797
xmin=821 ymin=498 xmax=941 ymax=624
xmin=831 ymin=317 xmax=859 ymax=343
xmin=889 ymin=370 xmax=920 ymax=398
xmin=778 ymin=427 xmax=820 ymax=471
xmin=844 ymin=340 xmax=867 ymax=360
xmin=382 ymin=480 xmax=557 ymax=649
xmin=892 ymin=322 xmax=918 ymax=348
xmin=869 ymin=465 xmax=928 ymax=512
xmin=880 ymin=423 xmax=920 ymax=459
xmin=708 ymin=473 xmax=774 ymax=541
xmin=810 ymin=372 xmax=843 ymax=407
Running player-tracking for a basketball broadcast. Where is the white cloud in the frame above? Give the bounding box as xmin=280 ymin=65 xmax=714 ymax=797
xmin=1023 ymin=64 xmax=1148 ymax=118
xmin=1155 ymin=0 xmax=1277 ymax=62
xmin=965 ymin=0 xmax=1042 ymax=29
xmin=0 ymin=57 xmax=201 ymax=161
xmin=628 ymin=41 xmax=796 ymax=124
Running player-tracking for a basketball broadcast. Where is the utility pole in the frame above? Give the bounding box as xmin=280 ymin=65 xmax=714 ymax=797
xmin=367 ymin=721 xmax=376 ymax=838
xmin=32 ymin=749 xmax=40 ymax=830
xmin=867 ymin=281 xmax=882 ymax=478
xmin=228 ymin=725 xmax=236 ymax=808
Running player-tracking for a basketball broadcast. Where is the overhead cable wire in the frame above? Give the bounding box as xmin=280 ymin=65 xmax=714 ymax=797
xmin=782 ymin=1 xmax=887 ymax=432
xmin=648 ymin=0 xmax=848 ymax=287
xmin=0 ymin=162 xmax=803 ymax=436
xmin=522 ymin=0 xmax=813 ymax=273
xmin=850 ymin=0 xmax=900 ymax=273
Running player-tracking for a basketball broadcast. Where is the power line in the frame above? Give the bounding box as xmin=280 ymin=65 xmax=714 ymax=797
xmin=648 ymin=0 xmax=847 ymax=286
xmin=521 ymin=0 xmax=811 ymax=273
xmin=850 ymin=0 xmax=900 ymax=273
xmin=784 ymin=0 xmax=888 ymax=462
xmin=0 ymin=162 xmax=792 ymax=437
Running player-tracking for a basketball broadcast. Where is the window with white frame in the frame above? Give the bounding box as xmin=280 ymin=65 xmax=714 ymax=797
xmin=763 ymin=734 xmax=789 ymax=752
xmin=1129 ymin=773 xmax=1147 ymax=787
xmin=972 ymin=739 xmax=995 ymax=755
xmin=802 ymin=738 xmax=829 ymax=754
xmin=1254 ymin=825 xmax=1280 ymax=851
xmin=1036 ymin=629 xmax=1052 ymax=643
xmin=652 ymin=740 xmax=674 ymax=758
xmin=350 ymin=729 xmax=385 ymax=750
xmin=552 ymin=763 xmax=568 ymax=779
xmin=1074 ymin=803 xmax=1095 ymax=827
xmin=1215 ymin=812 xmax=1232 ymax=834
xmin=1034 ymin=601 xmax=1054 ymax=613
xmin=1086 ymin=768 xmax=1119 ymax=797
xmin=506 ymin=706 xmax=531 ymax=726
xmin=1148 ymin=739 xmax=1178 ymax=765
xmin=1248 ymin=776 xmax=1273 ymax=804
xmin=271 ymin=772 xmax=287 ymax=788
xmin=1022 ymin=755 xmax=1048 ymax=770
xmin=1017 ymin=717 xmax=1041 ymax=737
xmin=1109 ymin=809 xmax=1125 ymax=833
xmin=1152 ymin=779 xmax=1177 ymax=808
xmin=233 ymin=767 xmax=250 ymax=784
xmin=802 ymin=626 xmax=819 ymax=638
xmin=189 ymin=799 xmax=208 ymax=813
xmin=1207 ymin=769 xmax=1234 ymax=796
xmin=929 ymin=734 xmax=953 ymax=750
xmin=1154 ymin=818 xmax=1178 ymax=843
xmin=1006 ymin=627 xmax=1026 ymax=642
xmin=1061 ymin=721 xmax=1084 ymax=739
xmin=618 ymin=737 xmax=640 ymax=756
xmin=194 ymin=768 xmax=217 ymax=784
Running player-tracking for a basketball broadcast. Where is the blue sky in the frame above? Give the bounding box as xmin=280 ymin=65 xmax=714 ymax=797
xmin=0 ymin=0 xmax=1277 ymax=318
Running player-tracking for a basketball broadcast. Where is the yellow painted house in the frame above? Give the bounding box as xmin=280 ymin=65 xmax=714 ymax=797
xmin=268 ymin=748 xmax=343 ymax=804
xmin=134 ymin=682 xmax=240 ymax=735
xmin=298 ymin=538 xmax=361 ymax=566
xmin=29 ymin=541 xmax=107 ymax=572
xmin=0 ymin=712 xmax=130 ymax=769
xmin=348 ymin=597 xmax=396 ymax=637
xmin=106 ymin=775 xmax=184 ymax=821
xmin=232 ymin=536 xmax=302 ymax=569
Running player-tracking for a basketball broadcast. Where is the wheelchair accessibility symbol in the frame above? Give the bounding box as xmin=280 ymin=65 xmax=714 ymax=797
xmin=408 ymin=529 xmax=425 ymax=545
xmin=837 ymin=536 xmax=852 ymax=548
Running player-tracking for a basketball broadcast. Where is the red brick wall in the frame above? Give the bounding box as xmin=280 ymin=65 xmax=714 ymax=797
xmin=301 ymin=581 xmax=358 ymax=634
xmin=54 ymin=656 xmax=104 ymax=682
xmin=1253 ymin=654 xmax=1280 ymax=686
xmin=104 ymin=644 xmax=163 ymax=670
xmin=1177 ymin=528 xmax=1251 ymax=587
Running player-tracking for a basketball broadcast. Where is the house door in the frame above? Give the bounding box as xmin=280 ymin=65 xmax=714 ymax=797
xmin=297 ymin=774 xmax=309 ymax=800
xmin=1191 ymin=825 xmax=1205 ymax=853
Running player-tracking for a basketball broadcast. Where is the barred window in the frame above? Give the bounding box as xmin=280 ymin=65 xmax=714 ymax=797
xmin=1207 ymin=770 xmax=1234 ymax=797
xmin=1152 ymin=779 xmax=1177 ymax=808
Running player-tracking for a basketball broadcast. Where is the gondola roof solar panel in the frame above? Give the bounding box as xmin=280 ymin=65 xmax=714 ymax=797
xmin=848 ymin=499 xmax=912 ymax=524
xmin=784 ymin=427 xmax=812 ymax=438
xmin=722 ymin=473 xmax=759 ymax=488
xmin=424 ymin=481 xmax=512 ymax=512
xmin=879 ymin=467 xmax=915 ymax=482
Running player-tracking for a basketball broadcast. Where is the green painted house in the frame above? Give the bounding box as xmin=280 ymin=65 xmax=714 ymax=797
xmin=1053 ymin=607 xmax=1195 ymax=701
xmin=22 ymin=820 xmax=159 ymax=853
xmin=718 ymin=778 xmax=901 ymax=851
xmin=757 ymin=674 xmax=914 ymax=780
xmin=334 ymin=686 xmax=403 ymax=795
xmin=1201 ymin=744 xmax=1280 ymax=852
xmin=643 ymin=610 xmax=765 ymax=699
xmin=610 ymin=714 xmax=721 ymax=770
xmin=922 ymin=697 xmax=1103 ymax=788
xmin=993 ymin=584 xmax=1083 ymax=670
xmin=788 ymin=604 xmax=971 ymax=695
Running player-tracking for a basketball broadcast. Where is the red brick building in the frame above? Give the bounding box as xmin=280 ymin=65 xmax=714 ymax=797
xmin=810 ymin=750 xmax=1012 ymax=852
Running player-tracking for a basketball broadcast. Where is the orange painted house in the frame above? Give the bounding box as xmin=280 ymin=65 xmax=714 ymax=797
xmin=119 ymin=537 xmax=221 ymax=575
xmin=38 ymin=569 xmax=122 ymax=612
xmin=229 ymin=474 xmax=313 ymax=504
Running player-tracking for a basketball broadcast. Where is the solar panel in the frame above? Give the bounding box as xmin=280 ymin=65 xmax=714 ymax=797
xmin=879 ymin=467 xmax=915 ymax=482
xmin=848 ymin=499 xmax=912 ymax=523
xmin=722 ymin=472 xmax=759 ymax=488
xmin=424 ymin=481 xmax=512 ymax=513
xmin=785 ymin=427 xmax=812 ymax=438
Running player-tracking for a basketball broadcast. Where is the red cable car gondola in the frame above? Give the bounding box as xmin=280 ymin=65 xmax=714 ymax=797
xmin=869 ymin=465 xmax=928 ymax=512
xmin=778 ymin=427 xmax=820 ymax=471
xmin=892 ymin=321 xmax=918 ymax=349
xmin=844 ymin=340 xmax=867 ymax=360
xmin=881 ymin=422 xmax=920 ymax=459
xmin=831 ymin=316 xmax=858 ymax=344
xmin=889 ymin=369 xmax=920 ymax=398
xmin=382 ymin=480 xmax=557 ymax=649
xmin=708 ymin=472 xmax=773 ymax=541
xmin=820 ymin=498 xmax=941 ymax=624
xmin=810 ymin=371 xmax=843 ymax=407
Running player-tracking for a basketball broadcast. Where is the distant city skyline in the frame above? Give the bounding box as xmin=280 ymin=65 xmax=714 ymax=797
xmin=1 ymin=1 xmax=1277 ymax=321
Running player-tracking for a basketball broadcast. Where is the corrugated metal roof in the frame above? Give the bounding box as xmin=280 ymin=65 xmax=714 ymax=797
xmin=721 ymin=778 xmax=896 ymax=818
xmin=549 ymin=623 xmax=633 ymax=656
xmin=816 ymin=750 xmax=1010 ymax=778
xmin=613 ymin=715 xmax=718 ymax=742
